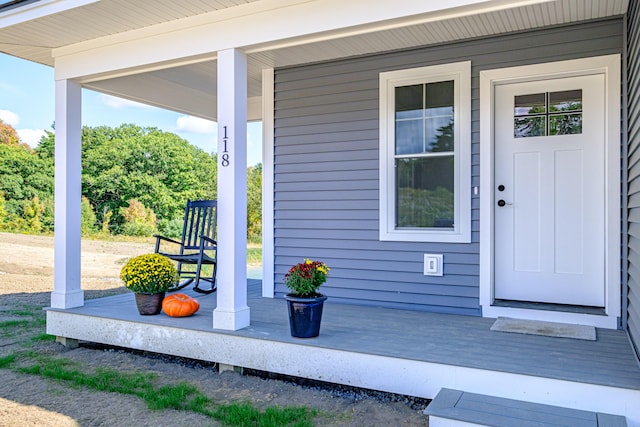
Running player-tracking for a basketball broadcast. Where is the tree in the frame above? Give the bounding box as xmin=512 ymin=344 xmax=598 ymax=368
xmin=0 ymin=119 xmax=20 ymax=146
xmin=247 ymin=163 xmax=262 ymax=242
xmin=0 ymin=143 xmax=54 ymax=231
xmin=120 ymin=199 xmax=157 ymax=236
xmin=65 ymin=124 xmax=218 ymax=233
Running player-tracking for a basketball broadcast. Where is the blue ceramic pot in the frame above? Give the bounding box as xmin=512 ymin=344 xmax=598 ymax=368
xmin=284 ymin=294 xmax=327 ymax=338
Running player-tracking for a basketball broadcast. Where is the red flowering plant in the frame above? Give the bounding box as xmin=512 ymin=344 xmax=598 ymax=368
xmin=284 ymin=258 xmax=330 ymax=297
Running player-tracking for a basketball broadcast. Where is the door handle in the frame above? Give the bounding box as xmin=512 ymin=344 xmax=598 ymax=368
xmin=497 ymin=200 xmax=513 ymax=207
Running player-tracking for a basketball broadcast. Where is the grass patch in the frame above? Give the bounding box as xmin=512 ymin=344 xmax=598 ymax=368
xmin=247 ymin=246 xmax=262 ymax=265
xmin=30 ymin=333 xmax=56 ymax=343
xmin=0 ymin=354 xmax=16 ymax=369
xmin=0 ymin=319 xmax=31 ymax=329
xmin=0 ymin=318 xmax=46 ymax=337
xmin=7 ymin=308 xmax=37 ymax=317
xmin=4 ymin=353 xmax=315 ymax=427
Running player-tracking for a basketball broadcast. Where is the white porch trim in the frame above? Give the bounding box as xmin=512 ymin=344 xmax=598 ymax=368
xmin=50 ymin=0 xmax=558 ymax=82
xmin=212 ymin=48 xmax=250 ymax=330
xmin=51 ymin=78 xmax=84 ymax=309
xmin=261 ymin=68 xmax=275 ymax=298
xmin=479 ymin=54 xmax=621 ymax=329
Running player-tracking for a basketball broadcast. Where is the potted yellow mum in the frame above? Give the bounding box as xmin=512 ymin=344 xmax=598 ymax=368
xmin=284 ymin=258 xmax=330 ymax=338
xmin=120 ymin=253 xmax=178 ymax=315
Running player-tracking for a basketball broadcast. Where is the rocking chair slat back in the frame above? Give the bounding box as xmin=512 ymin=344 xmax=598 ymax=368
xmin=154 ymin=199 xmax=218 ymax=294
xmin=181 ymin=200 xmax=217 ymax=251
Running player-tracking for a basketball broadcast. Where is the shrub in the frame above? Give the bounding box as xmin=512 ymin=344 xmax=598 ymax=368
xmin=120 ymin=254 xmax=178 ymax=293
xmin=120 ymin=199 xmax=157 ymax=237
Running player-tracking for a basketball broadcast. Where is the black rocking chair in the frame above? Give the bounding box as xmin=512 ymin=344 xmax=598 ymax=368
xmin=154 ymin=200 xmax=218 ymax=294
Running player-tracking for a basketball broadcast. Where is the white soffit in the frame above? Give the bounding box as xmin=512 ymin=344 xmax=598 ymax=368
xmin=0 ymin=0 xmax=263 ymax=65
xmin=249 ymin=0 xmax=629 ymax=68
xmin=0 ymin=0 xmax=628 ymax=69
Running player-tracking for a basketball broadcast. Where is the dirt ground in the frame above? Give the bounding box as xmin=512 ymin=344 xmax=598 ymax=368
xmin=0 ymin=232 xmax=429 ymax=426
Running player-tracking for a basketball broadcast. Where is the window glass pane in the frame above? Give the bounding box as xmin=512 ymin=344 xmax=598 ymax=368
xmin=426 ymin=81 xmax=454 ymax=110
xmin=396 ymin=156 xmax=454 ymax=228
xmin=549 ymin=89 xmax=582 ymax=112
xmin=549 ymin=113 xmax=583 ymax=135
xmin=425 ymin=80 xmax=454 ymax=152
xmin=514 ymin=93 xmax=546 ymax=116
xmin=395 ymin=119 xmax=423 ymax=155
xmin=395 ymin=85 xmax=423 ymax=120
xmin=426 ymin=117 xmax=454 ymax=152
xmin=515 ymin=116 xmax=545 ymax=138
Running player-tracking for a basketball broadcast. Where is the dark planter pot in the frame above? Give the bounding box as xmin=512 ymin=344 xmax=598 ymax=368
xmin=134 ymin=292 xmax=166 ymax=315
xmin=285 ymin=294 xmax=327 ymax=338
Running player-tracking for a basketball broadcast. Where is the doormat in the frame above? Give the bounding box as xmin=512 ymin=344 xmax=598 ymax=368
xmin=490 ymin=317 xmax=596 ymax=341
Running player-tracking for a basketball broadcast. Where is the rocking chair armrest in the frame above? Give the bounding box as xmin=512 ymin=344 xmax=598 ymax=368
xmin=199 ymin=235 xmax=217 ymax=247
xmin=153 ymin=234 xmax=183 ymax=252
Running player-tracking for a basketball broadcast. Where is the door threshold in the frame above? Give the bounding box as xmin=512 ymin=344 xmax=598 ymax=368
xmin=493 ymin=300 xmax=606 ymax=316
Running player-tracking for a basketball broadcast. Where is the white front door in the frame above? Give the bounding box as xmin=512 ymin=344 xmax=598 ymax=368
xmin=494 ymin=74 xmax=605 ymax=307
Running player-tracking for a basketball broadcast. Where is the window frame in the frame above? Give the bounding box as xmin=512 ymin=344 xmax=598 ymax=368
xmin=379 ymin=61 xmax=471 ymax=243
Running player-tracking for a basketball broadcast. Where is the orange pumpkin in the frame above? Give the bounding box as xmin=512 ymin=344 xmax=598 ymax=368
xmin=162 ymin=293 xmax=200 ymax=317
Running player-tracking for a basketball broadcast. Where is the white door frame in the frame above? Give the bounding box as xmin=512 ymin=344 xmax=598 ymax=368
xmin=479 ymin=55 xmax=621 ymax=329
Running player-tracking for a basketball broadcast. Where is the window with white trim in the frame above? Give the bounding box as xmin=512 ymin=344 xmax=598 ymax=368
xmin=379 ymin=62 xmax=471 ymax=243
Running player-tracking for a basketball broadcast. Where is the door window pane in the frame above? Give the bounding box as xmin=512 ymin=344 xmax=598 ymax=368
xmin=514 ymin=89 xmax=582 ymax=138
xmin=515 ymin=93 xmax=546 ymax=115
xmin=396 ymin=156 xmax=454 ymax=228
xmin=549 ymin=90 xmax=582 ymax=112
xmin=549 ymin=113 xmax=582 ymax=135
xmin=515 ymin=116 xmax=546 ymax=138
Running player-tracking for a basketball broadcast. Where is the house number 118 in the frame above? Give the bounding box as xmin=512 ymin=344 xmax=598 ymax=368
xmin=222 ymin=126 xmax=230 ymax=167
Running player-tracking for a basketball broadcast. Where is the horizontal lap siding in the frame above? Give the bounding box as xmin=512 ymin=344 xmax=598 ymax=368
xmin=628 ymin=0 xmax=640 ymax=358
xmin=273 ymin=19 xmax=622 ymax=315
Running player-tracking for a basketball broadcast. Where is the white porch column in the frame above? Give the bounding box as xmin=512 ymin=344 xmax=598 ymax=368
xmin=51 ymin=79 xmax=84 ymax=309
xmin=213 ymin=48 xmax=250 ymax=330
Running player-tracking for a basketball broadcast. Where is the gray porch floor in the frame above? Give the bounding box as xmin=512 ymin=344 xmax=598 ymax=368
xmin=49 ymin=279 xmax=640 ymax=391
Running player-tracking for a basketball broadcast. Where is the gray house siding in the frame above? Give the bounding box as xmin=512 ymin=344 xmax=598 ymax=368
xmin=273 ymin=19 xmax=623 ymax=315
xmin=627 ymin=0 xmax=640 ymax=356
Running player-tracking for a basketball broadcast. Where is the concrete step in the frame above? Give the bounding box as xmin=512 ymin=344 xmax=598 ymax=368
xmin=424 ymin=388 xmax=627 ymax=427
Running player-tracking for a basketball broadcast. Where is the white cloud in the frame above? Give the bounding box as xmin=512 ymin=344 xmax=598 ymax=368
xmin=175 ymin=115 xmax=215 ymax=134
xmin=0 ymin=109 xmax=20 ymax=127
xmin=99 ymin=94 xmax=152 ymax=109
xmin=17 ymin=129 xmax=46 ymax=147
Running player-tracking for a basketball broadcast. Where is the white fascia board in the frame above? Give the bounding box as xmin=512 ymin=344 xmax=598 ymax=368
xmin=0 ymin=0 xmax=98 ymax=28
xmin=53 ymin=0 xmax=554 ymax=81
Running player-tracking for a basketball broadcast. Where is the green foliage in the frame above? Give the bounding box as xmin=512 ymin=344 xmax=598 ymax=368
xmin=2 ymin=123 xmax=263 ymax=239
xmin=157 ymin=216 xmax=185 ymax=239
xmin=77 ymin=124 xmax=217 ymax=232
xmin=0 ymin=192 xmax=8 ymax=225
xmin=0 ymin=143 xmax=54 ymax=232
xmin=120 ymin=199 xmax=157 ymax=237
xmin=0 ymin=354 xmax=16 ymax=369
xmin=247 ymin=163 xmax=263 ymax=243
xmin=397 ymin=186 xmax=454 ymax=228
xmin=0 ymin=119 xmax=21 ymax=146
xmin=81 ymin=196 xmax=98 ymax=234
xmin=120 ymin=253 xmax=178 ymax=293
xmin=284 ymin=259 xmax=330 ymax=297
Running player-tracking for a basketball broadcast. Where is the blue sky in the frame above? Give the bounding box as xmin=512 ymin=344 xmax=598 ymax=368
xmin=0 ymin=53 xmax=263 ymax=167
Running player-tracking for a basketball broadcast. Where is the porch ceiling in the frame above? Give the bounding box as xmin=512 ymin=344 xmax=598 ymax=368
xmin=0 ymin=0 xmax=628 ymax=120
